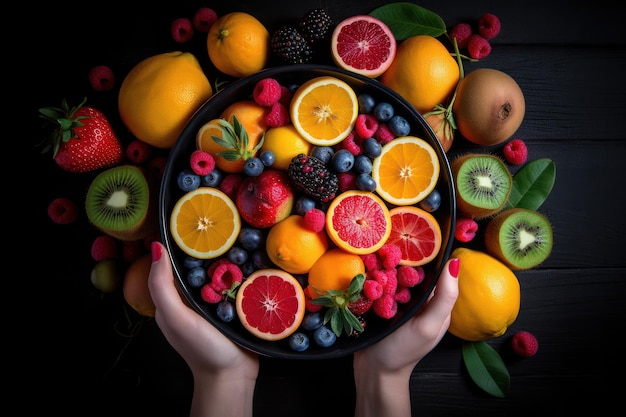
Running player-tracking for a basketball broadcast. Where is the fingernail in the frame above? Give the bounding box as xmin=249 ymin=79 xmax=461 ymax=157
xmin=448 ymin=258 xmax=459 ymax=278
xmin=151 ymin=241 xmax=162 ymax=262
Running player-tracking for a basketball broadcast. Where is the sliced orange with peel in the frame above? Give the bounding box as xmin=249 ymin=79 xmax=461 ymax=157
xmin=325 ymin=190 xmax=391 ymax=255
xmin=372 ymin=136 xmax=440 ymax=206
xmin=387 ymin=206 xmax=442 ymax=266
xmin=235 ymin=268 xmax=306 ymax=341
xmin=290 ymin=76 xmax=358 ymax=146
xmin=170 ymin=187 xmax=241 ymax=259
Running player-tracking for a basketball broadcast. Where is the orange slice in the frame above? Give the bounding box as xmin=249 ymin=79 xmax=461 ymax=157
xmin=289 ymin=76 xmax=358 ymax=146
xmin=325 ymin=190 xmax=392 ymax=255
xmin=387 ymin=206 xmax=442 ymax=266
xmin=372 ymin=136 xmax=440 ymax=206
xmin=170 ymin=187 xmax=241 ymax=259
xmin=235 ymin=268 xmax=306 ymax=341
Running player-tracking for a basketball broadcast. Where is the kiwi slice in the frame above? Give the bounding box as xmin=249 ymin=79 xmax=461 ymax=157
xmin=85 ymin=165 xmax=157 ymax=240
xmin=451 ymin=154 xmax=512 ymax=219
xmin=484 ymin=208 xmax=553 ymax=270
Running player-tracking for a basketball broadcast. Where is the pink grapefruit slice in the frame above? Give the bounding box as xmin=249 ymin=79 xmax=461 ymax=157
xmin=330 ymin=15 xmax=397 ymax=78
xmin=235 ymin=268 xmax=305 ymax=341
xmin=386 ymin=206 xmax=442 ymax=266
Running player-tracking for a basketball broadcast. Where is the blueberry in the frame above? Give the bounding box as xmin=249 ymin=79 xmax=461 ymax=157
xmin=241 ymin=261 xmax=256 ymax=276
xmin=358 ymin=93 xmax=376 ymax=114
xmin=331 ymin=149 xmax=355 ymax=173
xmin=243 ymin=157 xmax=264 ymax=176
xmin=252 ymin=250 xmax=273 ymax=269
xmin=361 ymin=137 xmax=382 ymax=158
xmin=289 ymin=331 xmax=310 ymax=352
xmin=313 ymin=325 xmax=337 ymax=348
xmin=177 ymin=169 xmax=201 ymax=192
xmin=374 ymin=102 xmax=394 ymax=122
xmin=311 ymin=146 xmax=335 ymax=164
xmin=353 ymin=154 xmax=373 ymax=174
xmin=201 ymin=168 xmax=223 ymax=187
xmin=356 ymin=173 xmax=377 ymax=192
xmin=295 ymin=195 xmax=317 ymax=216
xmin=186 ymin=266 xmax=207 ymax=288
xmin=420 ymin=189 xmax=442 ymax=212
xmin=216 ymin=300 xmax=235 ymax=322
xmin=183 ymin=256 xmax=204 ymax=269
xmin=301 ymin=311 xmax=323 ymax=331
xmin=238 ymin=227 xmax=263 ymax=251
xmin=227 ymin=246 xmax=248 ymax=265
xmin=259 ymin=150 xmax=275 ymax=166
xmin=389 ymin=115 xmax=410 ymax=136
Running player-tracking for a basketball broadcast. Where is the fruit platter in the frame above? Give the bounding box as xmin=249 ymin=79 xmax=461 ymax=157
xmin=160 ymin=64 xmax=456 ymax=359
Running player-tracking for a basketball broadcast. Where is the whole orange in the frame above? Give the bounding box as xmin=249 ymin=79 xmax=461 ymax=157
xmin=448 ymin=247 xmax=520 ymax=341
xmin=307 ymin=248 xmax=365 ymax=299
xmin=118 ymin=51 xmax=213 ymax=149
xmin=207 ymin=12 xmax=270 ymax=78
xmin=380 ymin=35 xmax=459 ymax=114
xmin=265 ymin=215 xmax=328 ymax=274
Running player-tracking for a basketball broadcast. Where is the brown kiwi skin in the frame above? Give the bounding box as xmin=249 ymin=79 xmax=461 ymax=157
xmin=451 ymin=153 xmax=512 ymax=220
xmin=484 ymin=208 xmax=553 ymax=270
xmin=86 ymin=165 xmax=159 ymax=241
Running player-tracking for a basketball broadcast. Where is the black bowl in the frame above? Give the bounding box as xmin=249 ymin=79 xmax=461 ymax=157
xmin=159 ymin=64 xmax=456 ymax=360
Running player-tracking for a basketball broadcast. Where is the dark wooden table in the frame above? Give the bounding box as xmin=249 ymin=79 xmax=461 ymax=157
xmin=30 ymin=1 xmax=626 ymax=415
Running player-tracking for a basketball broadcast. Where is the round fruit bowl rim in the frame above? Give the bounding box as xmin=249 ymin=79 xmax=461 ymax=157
xmin=159 ymin=64 xmax=456 ymax=360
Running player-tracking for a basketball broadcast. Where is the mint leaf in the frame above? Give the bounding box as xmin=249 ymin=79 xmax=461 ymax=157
xmin=505 ymin=158 xmax=556 ymax=210
xmin=369 ymin=2 xmax=446 ymax=40
xmin=462 ymin=341 xmax=510 ymax=398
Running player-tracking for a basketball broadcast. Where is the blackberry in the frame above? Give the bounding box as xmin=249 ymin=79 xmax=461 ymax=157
xmin=271 ymin=26 xmax=314 ymax=64
xmin=287 ymin=154 xmax=339 ymax=203
xmin=299 ymin=8 xmax=333 ymax=45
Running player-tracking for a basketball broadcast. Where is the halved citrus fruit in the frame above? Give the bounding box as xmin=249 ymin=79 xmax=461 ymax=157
xmin=170 ymin=187 xmax=241 ymax=259
xmin=290 ymin=76 xmax=358 ymax=146
xmin=235 ymin=268 xmax=306 ymax=341
xmin=387 ymin=206 xmax=442 ymax=266
xmin=326 ymin=190 xmax=392 ymax=255
xmin=331 ymin=15 xmax=396 ymax=78
xmin=372 ymin=136 xmax=440 ymax=206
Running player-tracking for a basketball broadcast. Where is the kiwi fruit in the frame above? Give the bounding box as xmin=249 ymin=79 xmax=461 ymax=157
xmin=85 ymin=165 xmax=158 ymax=240
xmin=451 ymin=154 xmax=512 ymax=219
xmin=484 ymin=208 xmax=553 ymax=270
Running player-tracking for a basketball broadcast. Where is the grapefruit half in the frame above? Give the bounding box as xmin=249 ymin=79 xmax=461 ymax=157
xmin=386 ymin=206 xmax=442 ymax=266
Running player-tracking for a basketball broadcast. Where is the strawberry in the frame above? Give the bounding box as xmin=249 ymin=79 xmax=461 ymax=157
xmin=38 ymin=98 xmax=124 ymax=173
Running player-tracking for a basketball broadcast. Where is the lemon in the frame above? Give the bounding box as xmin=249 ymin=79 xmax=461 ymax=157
xmin=260 ymin=125 xmax=312 ymax=170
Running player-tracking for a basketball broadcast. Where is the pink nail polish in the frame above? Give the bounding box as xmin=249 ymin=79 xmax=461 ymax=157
xmin=448 ymin=258 xmax=459 ymax=278
xmin=151 ymin=241 xmax=162 ymax=262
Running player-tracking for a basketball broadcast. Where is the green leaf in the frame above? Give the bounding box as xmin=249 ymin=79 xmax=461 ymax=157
xmin=462 ymin=341 xmax=510 ymax=398
xmin=369 ymin=2 xmax=446 ymax=40
xmin=505 ymin=158 xmax=556 ymax=210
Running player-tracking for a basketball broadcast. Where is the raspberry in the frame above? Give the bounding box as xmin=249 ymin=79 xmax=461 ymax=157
xmin=376 ymin=244 xmax=402 ymax=269
xmin=91 ymin=235 xmax=119 ymax=261
xmin=381 ymin=269 xmax=398 ymax=294
xmin=374 ymin=123 xmax=395 ymax=144
xmin=336 ymin=131 xmax=361 ymax=156
xmin=397 ymin=265 xmax=425 ymax=287
xmin=190 ymin=149 xmax=216 ymax=176
xmin=171 ymin=17 xmax=194 ymax=43
xmin=206 ymin=258 xmax=231 ymax=278
xmin=193 ymin=7 xmax=218 ymax=33
xmin=304 ymin=287 xmax=323 ymax=312
xmin=467 ymin=34 xmax=492 ymax=59
xmin=354 ymin=113 xmax=379 ymax=139
xmin=503 ymin=139 xmax=528 ymax=165
xmin=303 ymin=207 xmax=325 ymax=232
xmin=278 ymin=85 xmax=293 ymax=107
xmin=201 ymin=283 xmax=222 ymax=304
xmin=394 ymin=287 xmax=411 ymax=303
xmin=348 ymin=295 xmax=373 ymax=316
xmin=125 ymin=139 xmax=153 ymax=164
xmin=373 ymin=294 xmax=398 ymax=319
xmin=449 ymin=22 xmax=472 ymax=49
xmin=337 ymin=171 xmax=357 ymax=192
xmin=210 ymin=262 xmax=243 ymax=293
xmin=363 ymin=278 xmax=383 ymax=300
xmin=253 ymin=78 xmax=283 ymax=107
xmin=478 ymin=13 xmax=501 ymax=40
xmin=47 ymin=197 xmax=79 ymax=224
xmin=122 ymin=240 xmax=145 ymax=263
xmin=455 ymin=218 xmax=479 ymax=242
xmin=219 ymin=174 xmax=244 ymax=200
xmin=88 ymin=65 xmax=115 ymax=92
xmin=264 ymin=102 xmax=290 ymax=127
xmin=511 ymin=330 xmax=539 ymax=357
xmin=360 ymin=253 xmax=381 ymax=271
xmin=369 ymin=269 xmax=388 ymax=286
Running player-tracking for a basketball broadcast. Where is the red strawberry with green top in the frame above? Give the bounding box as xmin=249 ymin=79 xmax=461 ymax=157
xmin=38 ymin=98 xmax=124 ymax=173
